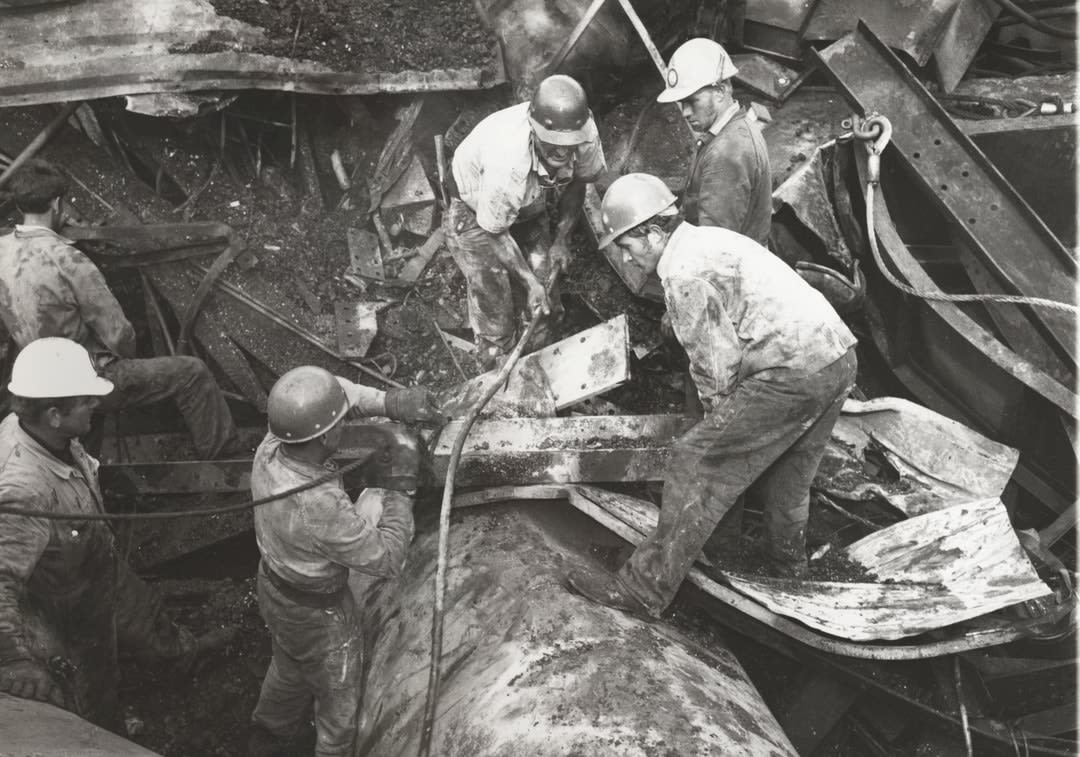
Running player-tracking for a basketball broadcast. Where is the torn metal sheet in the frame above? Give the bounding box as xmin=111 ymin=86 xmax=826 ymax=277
xmin=815 ymin=24 xmax=1077 ymax=366
xmin=353 ymin=505 xmax=797 ymax=756
xmin=1 ymin=692 xmax=159 ymax=757
xmin=440 ymin=359 xmax=557 ymax=419
xmin=566 ymin=485 xmax=1054 ymax=657
xmin=821 ymin=397 xmax=1020 ymax=517
xmin=347 ymin=228 xmax=384 ymax=280
xmin=333 ymin=300 xmax=390 ymax=359
xmin=771 ymin=140 xmax=853 ymax=273
xmin=379 ymin=153 xmax=435 ymax=237
xmin=0 ymin=0 xmax=505 ymax=107
xmin=803 ymin=0 xmax=999 ymax=91
xmin=731 ymin=53 xmax=808 ymax=104
xmin=727 ymin=498 xmax=1053 ymax=641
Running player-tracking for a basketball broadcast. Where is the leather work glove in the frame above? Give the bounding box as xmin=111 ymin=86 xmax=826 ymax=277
xmin=384 ymin=387 xmax=447 ymax=425
xmin=525 ymin=277 xmax=551 ymax=318
xmin=549 ymin=238 xmax=572 ymax=275
xmin=0 ymin=658 xmax=66 ymax=708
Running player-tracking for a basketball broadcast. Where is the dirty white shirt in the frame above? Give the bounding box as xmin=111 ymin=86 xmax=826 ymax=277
xmin=657 ymin=223 xmax=856 ymax=408
xmin=451 ymin=102 xmax=606 ymax=234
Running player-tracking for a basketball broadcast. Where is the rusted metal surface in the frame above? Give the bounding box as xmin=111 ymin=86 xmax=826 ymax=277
xmin=803 ymin=0 xmax=999 ymax=91
xmin=0 ymin=0 xmax=505 ymax=107
xmin=815 ymin=24 xmax=1077 ymax=368
xmin=741 ymin=0 xmax=816 ymax=61
xmin=353 ymin=504 xmax=798 ymax=756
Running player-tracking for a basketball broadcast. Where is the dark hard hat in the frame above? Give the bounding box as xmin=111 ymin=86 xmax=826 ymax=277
xmin=267 ymin=366 xmax=349 ymax=443
xmin=529 ymin=75 xmax=592 ymax=146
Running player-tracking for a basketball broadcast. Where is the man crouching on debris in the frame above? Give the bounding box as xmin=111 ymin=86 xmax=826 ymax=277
xmin=567 ymin=174 xmax=857 ymax=619
xmin=0 ymin=158 xmax=238 ymax=459
xmin=0 ymin=338 xmax=205 ymax=727
xmin=248 ymin=367 xmax=442 ymax=757
xmin=444 ymin=74 xmax=606 ymax=370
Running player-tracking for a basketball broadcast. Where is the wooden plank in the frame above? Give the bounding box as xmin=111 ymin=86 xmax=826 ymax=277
xmin=0 ymin=692 xmax=160 ymax=756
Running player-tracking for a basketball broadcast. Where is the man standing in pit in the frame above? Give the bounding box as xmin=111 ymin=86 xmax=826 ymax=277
xmin=444 ymin=74 xmax=607 ymax=369
xmin=567 ymin=174 xmax=856 ymax=619
xmin=0 ymin=338 xmax=205 ymax=727
xmin=247 ymin=366 xmax=442 ymax=757
xmin=658 ymin=38 xmax=772 ymax=247
xmin=0 ymin=158 xmax=238 ymax=459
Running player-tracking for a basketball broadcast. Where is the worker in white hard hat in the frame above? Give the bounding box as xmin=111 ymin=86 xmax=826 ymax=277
xmin=657 ymin=38 xmax=772 ymax=247
xmin=247 ymin=366 xmax=443 ymax=757
xmin=566 ymin=175 xmax=857 ymax=619
xmin=0 ymin=337 xmax=212 ymax=728
xmin=0 ymin=158 xmax=238 ymax=459
xmin=444 ymin=74 xmax=607 ymax=369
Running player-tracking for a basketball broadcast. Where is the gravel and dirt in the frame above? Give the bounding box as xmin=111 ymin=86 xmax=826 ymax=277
xmin=204 ymin=0 xmax=496 ymax=72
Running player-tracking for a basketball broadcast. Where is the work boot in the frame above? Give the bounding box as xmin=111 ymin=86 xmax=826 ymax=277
xmin=565 ymin=568 xmax=657 ymax=621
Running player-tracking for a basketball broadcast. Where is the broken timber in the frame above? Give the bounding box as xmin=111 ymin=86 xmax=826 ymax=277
xmin=814 ymin=23 xmax=1077 ymax=368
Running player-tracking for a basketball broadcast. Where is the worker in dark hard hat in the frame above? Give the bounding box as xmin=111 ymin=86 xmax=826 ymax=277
xmin=0 ymin=337 xmax=205 ymax=728
xmin=247 ymin=367 xmax=443 ymax=757
xmin=0 ymin=158 xmax=238 ymax=459
xmin=444 ymin=74 xmax=607 ymax=369
xmin=566 ymin=174 xmax=857 ymax=619
xmin=658 ymin=38 xmax=772 ymax=247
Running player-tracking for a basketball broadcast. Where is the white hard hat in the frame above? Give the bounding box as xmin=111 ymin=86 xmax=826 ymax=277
xmin=8 ymin=337 xmax=114 ymax=399
xmin=657 ymin=38 xmax=738 ymax=104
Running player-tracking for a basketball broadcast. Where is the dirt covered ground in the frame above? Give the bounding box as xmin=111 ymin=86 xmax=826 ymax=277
xmin=205 ymin=0 xmax=496 ymax=71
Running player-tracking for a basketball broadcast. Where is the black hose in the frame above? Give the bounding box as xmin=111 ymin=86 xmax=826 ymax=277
xmin=986 ymin=0 xmax=1077 ymax=38
xmin=0 ymin=455 xmax=371 ymax=521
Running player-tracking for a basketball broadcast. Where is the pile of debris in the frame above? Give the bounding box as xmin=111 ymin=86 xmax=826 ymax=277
xmin=0 ymin=0 xmax=1075 ymax=755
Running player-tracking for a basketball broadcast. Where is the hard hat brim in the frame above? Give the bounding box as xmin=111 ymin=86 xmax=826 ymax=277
xmin=655 ymin=63 xmax=738 ymax=104
xmin=7 ymin=374 xmax=114 ymax=398
xmin=529 ymin=116 xmax=590 ymax=146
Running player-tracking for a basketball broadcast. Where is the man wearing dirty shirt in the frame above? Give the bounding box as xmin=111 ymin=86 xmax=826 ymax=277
xmin=0 ymin=159 xmax=238 ymax=459
xmin=248 ymin=366 xmax=442 ymax=757
xmin=0 ymin=338 xmax=201 ymax=729
xmin=658 ymin=38 xmax=772 ymax=247
xmin=567 ymin=174 xmax=857 ymax=620
xmin=444 ymin=74 xmax=606 ymax=370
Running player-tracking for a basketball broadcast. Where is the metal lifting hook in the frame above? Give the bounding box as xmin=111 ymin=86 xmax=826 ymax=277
xmin=852 ymin=114 xmax=892 ymax=184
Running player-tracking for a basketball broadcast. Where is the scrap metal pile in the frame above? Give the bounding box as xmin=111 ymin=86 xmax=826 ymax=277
xmin=0 ymin=0 xmax=1075 ymax=755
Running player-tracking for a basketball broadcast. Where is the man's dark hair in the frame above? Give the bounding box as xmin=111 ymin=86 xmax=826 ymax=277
xmin=10 ymin=395 xmax=81 ymax=424
xmin=627 ymin=212 xmax=683 ymax=238
xmin=7 ymin=159 xmax=68 ymax=214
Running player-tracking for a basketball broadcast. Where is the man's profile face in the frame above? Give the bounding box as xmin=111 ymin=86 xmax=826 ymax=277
xmin=680 ymin=85 xmax=725 ymax=133
xmin=53 ymin=395 xmax=100 ymax=439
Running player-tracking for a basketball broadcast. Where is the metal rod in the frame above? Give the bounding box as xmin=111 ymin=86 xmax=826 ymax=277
xmin=430 ymin=316 xmax=467 ymax=381
xmin=611 ymin=0 xmax=695 ymax=139
xmin=0 ymin=101 xmax=81 ymax=189
xmin=191 ymin=264 xmax=405 ymax=388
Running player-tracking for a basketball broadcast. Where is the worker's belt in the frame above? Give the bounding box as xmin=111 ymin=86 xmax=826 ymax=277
xmin=260 ymin=561 xmax=346 ymax=609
